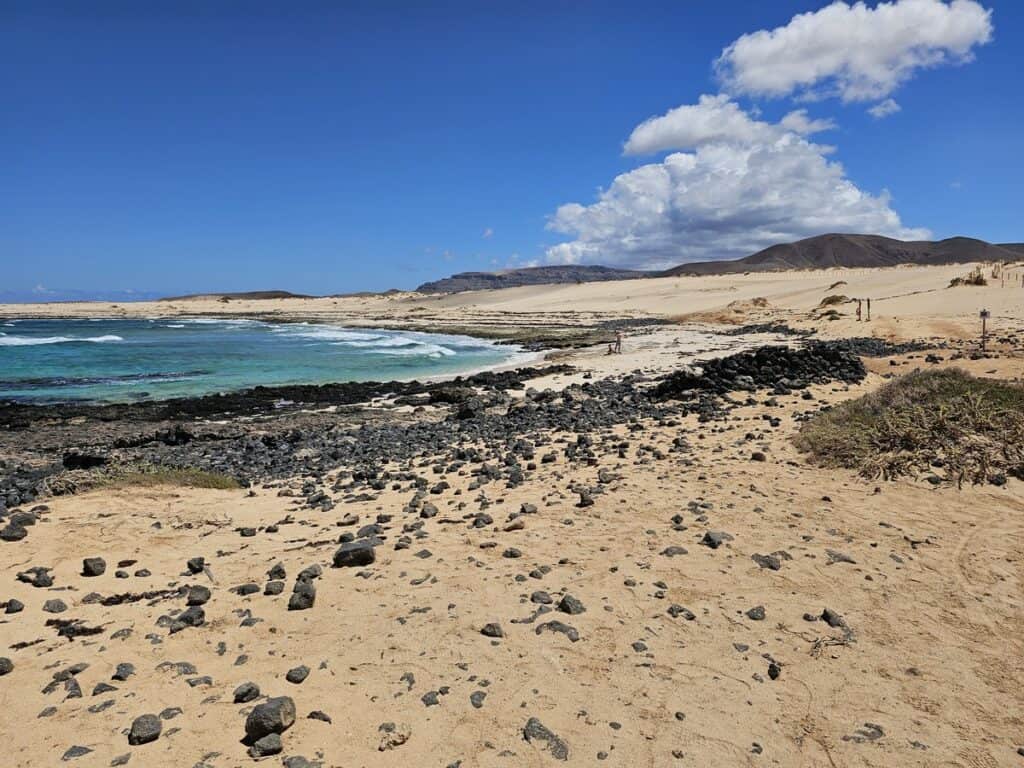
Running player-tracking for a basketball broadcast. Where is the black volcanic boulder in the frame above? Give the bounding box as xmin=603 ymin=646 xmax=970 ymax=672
xmin=245 ymin=696 xmax=296 ymax=741
xmin=82 ymin=558 xmax=106 ymax=577
xmin=0 ymin=523 xmax=27 ymax=542
xmin=127 ymin=714 xmax=162 ymax=745
xmin=333 ymin=540 xmax=376 ymax=568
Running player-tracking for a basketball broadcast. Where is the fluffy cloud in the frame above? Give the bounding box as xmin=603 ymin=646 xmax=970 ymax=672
xmin=546 ymin=99 xmax=928 ymax=269
xmin=543 ymin=1 xmax=992 ymax=269
xmin=868 ymin=98 xmax=903 ymax=118
xmin=779 ymin=109 xmax=837 ymax=135
xmin=624 ymin=94 xmax=778 ymax=155
xmin=716 ymin=0 xmax=993 ymax=103
xmin=624 ymin=97 xmax=835 ymax=157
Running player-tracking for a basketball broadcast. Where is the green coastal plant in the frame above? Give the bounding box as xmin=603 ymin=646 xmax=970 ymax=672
xmin=795 ymin=368 xmax=1024 ymax=486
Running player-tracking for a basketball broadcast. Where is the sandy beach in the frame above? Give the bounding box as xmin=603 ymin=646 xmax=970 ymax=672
xmin=1 ymin=265 xmax=1023 ymax=767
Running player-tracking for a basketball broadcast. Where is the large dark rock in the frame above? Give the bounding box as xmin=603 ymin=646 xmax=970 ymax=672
xmin=82 ymin=558 xmax=106 ymax=577
xmin=248 ymin=733 xmax=282 ymax=758
xmin=288 ymin=581 xmax=316 ymax=611
xmin=233 ymin=681 xmax=260 ymax=703
xmin=127 ymin=714 xmax=162 ymax=745
xmin=245 ymin=696 xmax=296 ymax=741
xmin=0 ymin=523 xmax=27 ymax=542
xmin=332 ymin=540 xmax=376 ymax=568
xmin=523 ymin=717 xmax=569 ymax=760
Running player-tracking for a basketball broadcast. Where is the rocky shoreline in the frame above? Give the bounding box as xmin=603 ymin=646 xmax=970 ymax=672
xmin=0 ymin=335 xmax=882 ymax=521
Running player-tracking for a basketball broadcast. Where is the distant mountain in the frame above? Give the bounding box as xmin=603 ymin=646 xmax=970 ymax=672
xmin=662 ymin=234 xmax=1022 ymax=276
xmin=416 ymin=265 xmax=654 ymax=294
xmin=159 ymin=290 xmax=313 ymax=301
xmin=414 ymin=235 xmax=1021 ymax=294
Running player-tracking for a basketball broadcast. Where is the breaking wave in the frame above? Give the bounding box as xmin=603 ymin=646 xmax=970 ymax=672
xmin=0 ymin=334 xmax=123 ymax=347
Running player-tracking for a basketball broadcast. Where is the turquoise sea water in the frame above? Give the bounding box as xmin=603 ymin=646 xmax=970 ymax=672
xmin=0 ymin=318 xmax=526 ymax=404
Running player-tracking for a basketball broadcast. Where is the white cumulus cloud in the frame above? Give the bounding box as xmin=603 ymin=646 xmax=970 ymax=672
xmin=779 ymin=109 xmax=837 ymax=135
xmin=624 ymin=97 xmax=835 ymax=157
xmin=868 ymin=98 xmax=903 ymax=118
xmin=625 ymin=94 xmax=779 ymax=155
xmin=716 ymin=0 xmax=993 ymax=103
xmin=546 ymin=99 xmax=928 ymax=269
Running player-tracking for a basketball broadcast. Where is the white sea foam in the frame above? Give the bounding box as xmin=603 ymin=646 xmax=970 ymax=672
xmin=375 ymin=343 xmax=456 ymax=357
xmin=278 ymin=326 xmax=380 ymax=342
xmin=0 ymin=334 xmax=123 ymax=347
xmin=178 ymin=318 xmax=261 ymax=327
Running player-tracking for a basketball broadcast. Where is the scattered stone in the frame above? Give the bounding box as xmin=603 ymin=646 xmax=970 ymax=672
xmin=667 ymin=604 xmax=696 ymax=620
xmin=234 ymin=681 xmax=260 ymax=703
xmin=480 ymin=622 xmax=504 ymax=638
xmin=557 ymin=594 xmax=585 ymax=615
xmin=245 ymin=696 xmax=296 ymax=740
xmin=536 ymin=620 xmax=580 ymax=642
xmin=332 ymin=540 xmax=376 ymax=568
xmin=821 ymin=608 xmax=846 ymax=628
xmin=751 ymin=553 xmax=781 ymax=571
xmin=112 ymin=663 xmax=135 ymax=681
xmin=523 ymin=717 xmax=569 ymax=761
xmin=43 ymin=599 xmax=67 ymax=614
xmin=127 ymin=714 xmax=162 ymax=745
xmin=701 ymin=531 xmax=733 ymax=549
xmin=82 ymin=558 xmax=106 ymax=577
xmin=248 ymin=733 xmax=282 ymax=758
xmin=288 ymin=581 xmax=316 ymax=611
xmin=4 ymin=598 xmax=24 ymax=614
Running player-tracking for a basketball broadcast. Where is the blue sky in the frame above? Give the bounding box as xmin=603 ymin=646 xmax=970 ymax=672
xmin=2 ymin=0 xmax=1021 ymax=300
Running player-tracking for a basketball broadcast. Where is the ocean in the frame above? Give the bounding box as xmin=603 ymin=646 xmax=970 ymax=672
xmin=0 ymin=317 xmax=527 ymax=404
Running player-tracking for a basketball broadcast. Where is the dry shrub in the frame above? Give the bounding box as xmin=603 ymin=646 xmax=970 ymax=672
xmin=794 ymin=368 xmax=1024 ymax=486
xmin=949 ymin=267 xmax=987 ymax=287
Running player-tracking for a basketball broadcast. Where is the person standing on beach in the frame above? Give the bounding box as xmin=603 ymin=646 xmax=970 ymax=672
xmin=614 ymin=331 xmax=623 ymax=354
xmin=856 ymin=299 xmax=862 ymax=321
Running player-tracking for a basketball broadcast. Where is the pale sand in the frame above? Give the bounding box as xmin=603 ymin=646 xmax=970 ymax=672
xmin=1 ymin=262 xmax=1023 ymax=766
xmin=2 ymin=262 xmax=1021 ymax=345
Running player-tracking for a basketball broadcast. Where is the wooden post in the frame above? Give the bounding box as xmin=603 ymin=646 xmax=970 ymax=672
xmin=980 ymin=309 xmax=990 ymax=353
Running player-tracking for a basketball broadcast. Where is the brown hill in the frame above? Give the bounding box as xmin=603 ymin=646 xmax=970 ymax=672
xmin=416 ymin=265 xmax=652 ymax=294
xmin=159 ymin=290 xmax=313 ymax=302
xmin=663 ymin=234 xmax=1020 ymax=276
